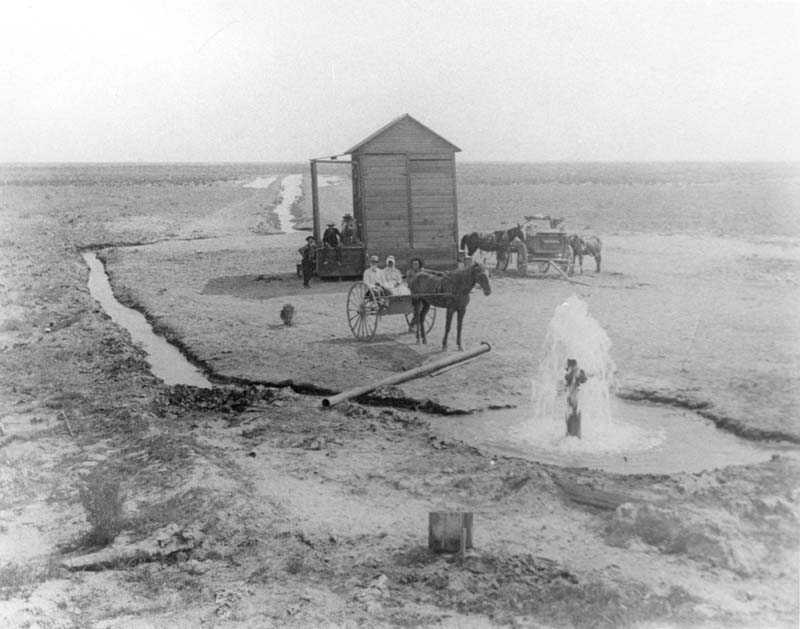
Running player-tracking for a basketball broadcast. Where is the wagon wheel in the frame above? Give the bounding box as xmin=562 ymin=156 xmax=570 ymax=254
xmin=404 ymin=305 xmax=436 ymax=335
xmin=347 ymin=282 xmax=380 ymax=341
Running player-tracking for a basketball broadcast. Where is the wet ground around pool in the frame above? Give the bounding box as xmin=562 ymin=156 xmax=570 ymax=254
xmin=430 ymin=398 xmax=794 ymax=475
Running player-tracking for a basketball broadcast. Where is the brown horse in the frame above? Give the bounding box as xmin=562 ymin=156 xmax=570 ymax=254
xmin=410 ymin=262 xmax=491 ymax=351
xmin=460 ymin=226 xmax=524 ymax=270
xmin=567 ymin=234 xmax=602 ymax=273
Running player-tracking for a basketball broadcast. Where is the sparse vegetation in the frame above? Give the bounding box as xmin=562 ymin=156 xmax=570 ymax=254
xmin=78 ymin=468 xmax=126 ymax=548
xmin=0 ymin=560 xmax=65 ymax=601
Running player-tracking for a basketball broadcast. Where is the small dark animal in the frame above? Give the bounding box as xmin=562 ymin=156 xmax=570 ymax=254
xmin=411 ymin=262 xmax=491 ymax=351
xmin=280 ymin=303 xmax=295 ymax=326
xmin=567 ymin=234 xmax=602 ymax=273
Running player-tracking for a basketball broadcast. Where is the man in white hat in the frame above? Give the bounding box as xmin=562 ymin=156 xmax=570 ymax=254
xmin=362 ymin=254 xmax=382 ymax=286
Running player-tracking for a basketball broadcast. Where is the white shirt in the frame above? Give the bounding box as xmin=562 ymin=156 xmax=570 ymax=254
xmin=363 ymin=265 xmax=382 ymax=285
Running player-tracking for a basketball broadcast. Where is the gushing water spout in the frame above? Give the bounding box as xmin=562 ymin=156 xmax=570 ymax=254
xmin=529 ymin=296 xmax=630 ymax=448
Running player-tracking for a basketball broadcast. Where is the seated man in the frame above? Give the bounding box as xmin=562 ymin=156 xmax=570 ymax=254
xmin=363 ymin=254 xmax=383 ymax=287
xmin=322 ymin=222 xmax=341 ymax=248
xmin=379 ymin=255 xmax=409 ymax=295
xmin=340 ymin=214 xmax=358 ymax=245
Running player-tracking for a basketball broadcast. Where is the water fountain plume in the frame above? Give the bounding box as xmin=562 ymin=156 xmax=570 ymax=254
xmin=529 ymin=296 xmax=643 ymax=450
xmin=430 ymin=296 xmax=777 ymax=473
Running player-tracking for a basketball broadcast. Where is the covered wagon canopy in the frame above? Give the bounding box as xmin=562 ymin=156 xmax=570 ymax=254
xmin=310 ymin=114 xmax=463 ymax=274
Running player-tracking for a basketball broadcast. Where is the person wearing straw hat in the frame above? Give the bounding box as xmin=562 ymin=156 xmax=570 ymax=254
xmin=363 ymin=254 xmax=382 ymax=285
xmin=340 ymin=213 xmax=357 ymax=245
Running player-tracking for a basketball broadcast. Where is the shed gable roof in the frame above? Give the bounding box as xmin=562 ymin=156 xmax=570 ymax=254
xmin=346 ymin=114 xmax=461 ymax=154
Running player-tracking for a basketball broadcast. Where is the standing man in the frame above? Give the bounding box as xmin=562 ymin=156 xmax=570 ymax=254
xmin=511 ymin=235 xmax=528 ymax=275
xmin=564 ymin=359 xmax=587 ymax=437
xmin=298 ymin=235 xmax=317 ymax=288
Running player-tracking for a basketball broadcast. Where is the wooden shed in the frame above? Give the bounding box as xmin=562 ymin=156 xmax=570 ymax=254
xmin=346 ymin=114 xmax=461 ymax=269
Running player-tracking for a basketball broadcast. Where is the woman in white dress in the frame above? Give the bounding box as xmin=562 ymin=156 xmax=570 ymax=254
xmin=380 ymin=255 xmax=409 ymax=295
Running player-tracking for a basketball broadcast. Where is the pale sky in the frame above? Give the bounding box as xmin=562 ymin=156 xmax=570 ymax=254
xmin=2 ymin=0 xmax=798 ymax=162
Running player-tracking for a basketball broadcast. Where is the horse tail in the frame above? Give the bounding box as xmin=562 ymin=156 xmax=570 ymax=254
xmin=460 ymin=233 xmax=471 ymax=251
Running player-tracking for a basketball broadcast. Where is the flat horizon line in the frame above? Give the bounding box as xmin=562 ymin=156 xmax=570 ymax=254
xmin=1 ymin=159 xmax=798 ymax=166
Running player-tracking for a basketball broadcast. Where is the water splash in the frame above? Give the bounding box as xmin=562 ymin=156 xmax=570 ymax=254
xmin=528 ymin=296 xmax=660 ymax=451
xmin=429 ymin=301 xmax=778 ymax=473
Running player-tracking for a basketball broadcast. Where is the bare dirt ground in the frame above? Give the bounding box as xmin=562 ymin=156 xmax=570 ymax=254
xmin=0 ymin=177 xmax=798 ymax=628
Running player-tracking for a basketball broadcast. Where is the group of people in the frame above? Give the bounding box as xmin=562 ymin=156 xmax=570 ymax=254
xmin=297 ymin=213 xmax=361 ymax=288
xmin=297 ymin=221 xmax=426 ymax=293
xmin=362 ymin=255 xmax=424 ymax=296
xmin=321 ymin=213 xmax=359 ymax=248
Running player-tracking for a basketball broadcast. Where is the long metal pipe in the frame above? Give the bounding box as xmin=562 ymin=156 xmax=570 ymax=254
xmin=322 ymin=342 xmax=491 ymax=408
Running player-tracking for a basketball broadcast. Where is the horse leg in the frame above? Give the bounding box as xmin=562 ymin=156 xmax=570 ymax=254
xmin=414 ymin=300 xmax=422 ymax=345
xmin=419 ymin=302 xmax=430 ymax=345
xmin=456 ymin=308 xmax=466 ymax=351
xmin=595 ymin=252 xmax=601 ymax=272
xmin=442 ymin=307 xmax=454 ymax=350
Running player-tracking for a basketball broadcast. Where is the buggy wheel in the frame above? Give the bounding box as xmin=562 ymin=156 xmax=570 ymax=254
xmin=404 ymin=305 xmax=436 ymax=334
xmin=347 ymin=282 xmax=379 ymax=341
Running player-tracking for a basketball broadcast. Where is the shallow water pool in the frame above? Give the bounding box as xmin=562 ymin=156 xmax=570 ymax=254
xmin=431 ymin=398 xmax=789 ymax=475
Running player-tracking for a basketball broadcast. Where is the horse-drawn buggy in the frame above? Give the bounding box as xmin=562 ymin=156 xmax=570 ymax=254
xmin=346 ymin=281 xmax=435 ymax=341
xmin=346 ymin=263 xmax=491 ymax=351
